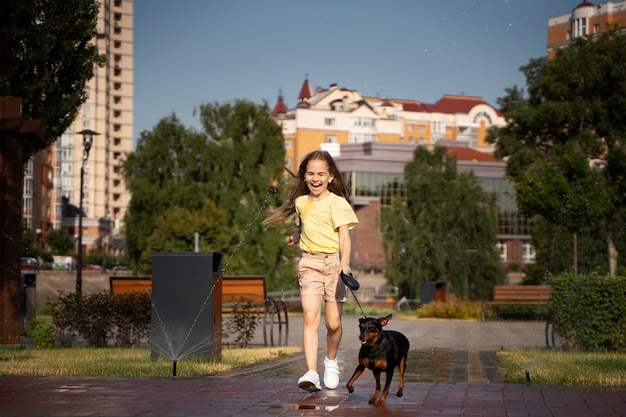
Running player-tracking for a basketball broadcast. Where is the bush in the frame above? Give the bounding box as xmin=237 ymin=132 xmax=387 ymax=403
xmin=415 ymin=295 xmax=482 ymax=320
xmin=50 ymin=291 xmax=151 ymax=347
xmin=111 ymin=292 xmax=151 ymax=347
xmin=550 ymin=273 xmax=626 ymax=352
xmin=50 ymin=293 xmax=80 ymax=347
xmin=27 ymin=318 xmax=56 ymax=349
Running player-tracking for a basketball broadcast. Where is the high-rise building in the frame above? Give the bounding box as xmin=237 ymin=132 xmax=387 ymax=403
xmin=24 ymin=0 xmax=133 ymax=257
xmin=548 ymin=1 xmax=626 ymax=57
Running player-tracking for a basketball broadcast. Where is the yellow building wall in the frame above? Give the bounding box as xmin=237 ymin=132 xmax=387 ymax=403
xmin=376 ymin=133 xmax=400 ymax=143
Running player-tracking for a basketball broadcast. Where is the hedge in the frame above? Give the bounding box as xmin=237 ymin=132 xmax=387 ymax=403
xmin=50 ymin=291 xmax=151 ymax=347
xmin=550 ymin=273 xmax=626 ymax=352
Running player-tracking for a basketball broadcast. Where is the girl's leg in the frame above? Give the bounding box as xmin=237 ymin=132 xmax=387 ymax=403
xmin=301 ymin=293 xmax=323 ymax=371
xmin=324 ymin=301 xmax=343 ymax=360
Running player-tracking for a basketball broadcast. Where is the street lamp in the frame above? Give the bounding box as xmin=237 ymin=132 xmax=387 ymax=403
xmin=76 ymin=129 xmax=98 ymax=300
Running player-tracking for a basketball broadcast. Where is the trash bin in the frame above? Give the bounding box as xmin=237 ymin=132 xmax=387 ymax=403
xmin=20 ymin=273 xmax=37 ymax=335
xmin=420 ymin=282 xmax=446 ymax=306
xmin=150 ymin=252 xmax=222 ymax=361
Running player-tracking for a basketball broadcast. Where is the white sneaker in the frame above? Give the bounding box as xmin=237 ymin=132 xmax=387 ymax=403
xmin=298 ymin=370 xmax=321 ymax=392
xmin=323 ymin=357 xmax=340 ymax=390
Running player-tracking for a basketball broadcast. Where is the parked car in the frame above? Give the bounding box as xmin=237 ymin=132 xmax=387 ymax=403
xmin=21 ymin=257 xmax=39 ymax=271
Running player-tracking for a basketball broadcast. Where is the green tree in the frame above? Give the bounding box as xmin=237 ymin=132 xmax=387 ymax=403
xmin=488 ymin=31 xmax=626 ymax=275
xmin=46 ymin=229 xmax=74 ymax=255
xmin=122 ymin=101 xmax=299 ymax=291
xmin=381 ymin=146 xmax=504 ymax=301
xmin=0 ymin=0 xmax=105 ymax=153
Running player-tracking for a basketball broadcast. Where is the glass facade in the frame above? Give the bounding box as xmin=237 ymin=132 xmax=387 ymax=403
xmin=344 ymin=171 xmax=532 ymax=236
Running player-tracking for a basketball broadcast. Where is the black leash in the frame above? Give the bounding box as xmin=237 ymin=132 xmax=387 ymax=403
xmin=341 ymin=272 xmax=367 ymax=318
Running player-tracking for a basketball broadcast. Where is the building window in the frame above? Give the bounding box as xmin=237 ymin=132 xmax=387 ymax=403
xmin=114 ymin=40 xmax=121 ymax=48
xmin=114 ymin=26 xmax=122 ymax=35
xmin=114 ymin=82 xmax=121 ymax=90
xmin=114 ymin=96 xmax=121 ymax=104
xmin=496 ymin=242 xmax=507 ymax=261
xmin=325 ymin=135 xmax=336 ymax=143
xmin=522 ymin=243 xmax=536 ymax=262
xmin=408 ymin=124 xmax=414 ymax=132
xmin=324 ymin=117 xmax=335 ymax=126
xmin=594 ymin=23 xmax=600 ymax=34
xmin=284 ymin=139 xmax=292 ymax=149
xmin=432 ymin=120 xmax=444 ymax=134
xmin=352 ymin=118 xmax=375 ymax=127
xmin=114 ymin=67 xmax=121 ymax=76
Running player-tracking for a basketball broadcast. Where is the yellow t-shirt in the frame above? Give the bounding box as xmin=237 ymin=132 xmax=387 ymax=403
xmin=295 ymin=192 xmax=359 ymax=254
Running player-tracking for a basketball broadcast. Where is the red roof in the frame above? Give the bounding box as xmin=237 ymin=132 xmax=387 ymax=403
xmin=575 ymin=1 xmax=594 ymax=9
xmin=271 ymin=93 xmax=288 ymax=117
xmin=426 ymin=95 xmax=494 ymax=114
xmin=445 ymin=146 xmax=502 ymax=163
xmin=298 ymin=78 xmax=313 ymax=101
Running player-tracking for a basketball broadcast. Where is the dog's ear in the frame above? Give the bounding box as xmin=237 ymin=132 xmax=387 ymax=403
xmin=378 ymin=314 xmax=392 ymax=327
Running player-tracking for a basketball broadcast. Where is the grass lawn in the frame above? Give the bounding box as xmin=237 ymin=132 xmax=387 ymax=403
xmin=0 ymin=345 xmax=301 ymax=377
xmin=497 ymin=349 xmax=626 ymax=387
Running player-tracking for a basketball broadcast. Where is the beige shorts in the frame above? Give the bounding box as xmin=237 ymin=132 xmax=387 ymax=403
xmin=298 ymin=252 xmax=346 ymax=302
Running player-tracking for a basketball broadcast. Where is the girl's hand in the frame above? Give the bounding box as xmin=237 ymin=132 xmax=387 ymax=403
xmin=287 ymin=233 xmax=300 ymax=246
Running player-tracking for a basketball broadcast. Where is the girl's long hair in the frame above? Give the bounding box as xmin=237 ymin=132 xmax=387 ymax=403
xmin=263 ymin=150 xmax=351 ymax=228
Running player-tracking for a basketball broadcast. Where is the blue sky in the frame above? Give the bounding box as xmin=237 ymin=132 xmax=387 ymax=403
xmin=133 ymin=0 xmax=573 ymax=139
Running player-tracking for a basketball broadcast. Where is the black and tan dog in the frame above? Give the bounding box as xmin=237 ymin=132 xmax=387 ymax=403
xmin=346 ymin=314 xmax=410 ymax=406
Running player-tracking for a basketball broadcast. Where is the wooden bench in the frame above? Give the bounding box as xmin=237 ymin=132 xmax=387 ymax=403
xmin=110 ymin=276 xmax=153 ymax=295
xmin=109 ymin=275 xmax=288 ymax=346
xmin=221 ymin=275 xmax=288 ymax=347
xmin=483 ymin=285 xmax=552 ymax=313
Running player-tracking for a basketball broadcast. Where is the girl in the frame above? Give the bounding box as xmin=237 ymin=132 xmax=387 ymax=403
xmin=263 ymin=150 xmax=359 ymax=392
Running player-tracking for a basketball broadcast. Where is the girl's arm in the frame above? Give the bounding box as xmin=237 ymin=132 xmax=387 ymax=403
xmin=337 ymin=224 xmax=352 ymax=274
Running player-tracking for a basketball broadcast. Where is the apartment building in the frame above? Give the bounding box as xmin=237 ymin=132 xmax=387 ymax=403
xmin=273 ymin=78 xmax=504 ymax=176
xmin=548 ymin=1 xmax=626 ymax=57
xmin=24 ymin=0 xmax=133 ymax=256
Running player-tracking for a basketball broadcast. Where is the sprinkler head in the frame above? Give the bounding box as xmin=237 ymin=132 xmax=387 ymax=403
xmin=525 ymin=369 xmax=531 ymax=382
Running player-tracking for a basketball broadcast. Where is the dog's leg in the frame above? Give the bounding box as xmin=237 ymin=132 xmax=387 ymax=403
xmin=396 ymin=354 xmax=407 ymax=397
xmin=369 ymin=370 xmax=382 ymax=405
xmin=376 ymin=370 xmax=394 ymax=406
xmin=346 ymin=365 xmax=365 ymax=394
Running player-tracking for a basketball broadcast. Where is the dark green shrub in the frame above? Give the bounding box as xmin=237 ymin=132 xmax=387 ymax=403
xmin=50 ymin=293 xmax=80 ymax=347
xmin=27 ymin=318 xmax=56 ymax=349
xmin=51 ymin=291 xmax=152 ymax=348
xmin=76 ymin=292 xmax=115 ymax=347
xmin=550 ymin=273 xmax=626 ymax=352
xmin=111 ymin=292 xmax=151 ymax=347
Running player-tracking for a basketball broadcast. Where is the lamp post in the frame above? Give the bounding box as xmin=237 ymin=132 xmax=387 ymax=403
xmin=76 ymin=129 xmax=98 ymax=300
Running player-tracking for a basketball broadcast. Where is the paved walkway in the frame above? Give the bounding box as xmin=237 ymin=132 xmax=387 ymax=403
xmin=1 ymin=317 xmax=625 ymax=416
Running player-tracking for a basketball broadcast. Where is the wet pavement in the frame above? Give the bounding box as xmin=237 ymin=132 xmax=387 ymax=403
xmin=1 ymin=316 xmax=625 ymax=416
